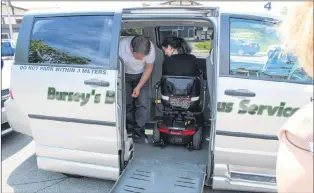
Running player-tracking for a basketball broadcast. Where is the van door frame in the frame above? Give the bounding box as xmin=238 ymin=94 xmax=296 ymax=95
xmin=121 ymin=14 xmax=219 ymax=186
xmin=117 ymin=57 xmax=128 ymax=171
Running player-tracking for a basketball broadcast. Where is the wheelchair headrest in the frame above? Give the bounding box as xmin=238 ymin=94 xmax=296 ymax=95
xmin=160 ymin=76 xmax=201 ymax=97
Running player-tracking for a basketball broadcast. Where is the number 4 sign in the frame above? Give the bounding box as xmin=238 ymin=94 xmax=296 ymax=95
xmin=264 ymin=2 xmax=272 ymax=11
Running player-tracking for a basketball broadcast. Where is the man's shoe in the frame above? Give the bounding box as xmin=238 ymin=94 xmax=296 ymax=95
xmin=127 ymin=131 xmax=133 ymax=137
xmin=132 ymin=132 xmax=142 ymax=138
xmin=133 ymin=127 xmax=144 ymax=138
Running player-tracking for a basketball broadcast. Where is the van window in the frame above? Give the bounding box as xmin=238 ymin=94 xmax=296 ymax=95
xmin=229 ymin=18 xmax=312 ymax=84
xmin=28 ymin=16 xmax=113 ymax=66
xmin=157 ymin=26 xmax=212 ymax=59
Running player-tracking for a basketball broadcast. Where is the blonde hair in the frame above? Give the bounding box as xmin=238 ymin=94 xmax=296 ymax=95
xmin=278 ymin=1 xmax=313 ymax=77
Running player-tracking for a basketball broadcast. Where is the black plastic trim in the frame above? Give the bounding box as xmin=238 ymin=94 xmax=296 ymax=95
xmin=216 ymin=130 xmax=278 ymax=140
xmin=28 ymin=114 xmax=116 ymax=126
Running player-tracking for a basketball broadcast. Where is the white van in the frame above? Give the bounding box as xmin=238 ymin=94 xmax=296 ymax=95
xmin=5 ymin=6 xmax=313 ymax=193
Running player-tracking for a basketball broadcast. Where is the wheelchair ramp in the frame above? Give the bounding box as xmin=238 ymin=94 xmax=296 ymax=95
xmin=110 ymin=157 xmax=206 ymax=193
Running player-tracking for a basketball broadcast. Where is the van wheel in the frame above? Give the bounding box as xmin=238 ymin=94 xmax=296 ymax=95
xmin=193 ymin=128 xmax=202 ymax=150
xmin=62 ymin=173 xmax=83 ymax=178
xmin=153 ymin=124 xmax=161 ymax=143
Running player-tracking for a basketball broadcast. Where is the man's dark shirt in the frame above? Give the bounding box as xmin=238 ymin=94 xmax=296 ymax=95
xmin=162 ymin=54 xmax=200 ymax=77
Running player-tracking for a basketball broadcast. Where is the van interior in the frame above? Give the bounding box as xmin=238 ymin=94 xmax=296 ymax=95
xmin=119 ymin=18 xmax=214 ymax=170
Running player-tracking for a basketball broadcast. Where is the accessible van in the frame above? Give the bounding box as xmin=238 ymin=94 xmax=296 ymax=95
xmin=5 ymin=6 xmax=313 ymax=193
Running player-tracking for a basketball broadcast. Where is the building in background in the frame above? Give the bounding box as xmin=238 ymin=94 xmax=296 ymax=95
xmin=1 ymin=2 xmax=27 ymax=41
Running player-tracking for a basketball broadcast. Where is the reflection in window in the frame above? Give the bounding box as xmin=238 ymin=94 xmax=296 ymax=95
xmin=229 ymin=18 xmax=312 ymax=84
xmin=29 ymin=16 xmax=113 ymax=66
xmin=1 ymin=40 xmax=15 ymax=57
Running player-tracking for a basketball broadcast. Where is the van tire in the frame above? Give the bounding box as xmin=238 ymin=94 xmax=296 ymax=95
xmin=62 ymin=173 xmax=83 ymax=178
xmin=193 ymin=128 xmax=202 ymax=150
xmin=153 ymin=124 xmax=161 ymax=143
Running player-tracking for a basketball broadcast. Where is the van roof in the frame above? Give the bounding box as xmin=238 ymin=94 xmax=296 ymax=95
xmin=25 ymin=6 xmax=281 ymax=20
xmin=25 ymin=7 xmax=120 ymax=16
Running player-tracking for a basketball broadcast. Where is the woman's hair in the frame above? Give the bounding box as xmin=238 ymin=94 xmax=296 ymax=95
xmin=161 ymin=36 xmax=192 ymax=54
xmin=278 ymin=2 xmax=313 ymax=77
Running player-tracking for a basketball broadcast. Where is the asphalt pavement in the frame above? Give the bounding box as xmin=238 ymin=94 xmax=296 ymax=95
xmin=2 ymin=131 xmax=248 ymax=193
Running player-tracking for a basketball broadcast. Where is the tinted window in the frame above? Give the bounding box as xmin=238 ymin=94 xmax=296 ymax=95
xmin=229 ymin=18 xmax=312 ymax=84
xmin=29 ymin=16 xmax=113 ymax=66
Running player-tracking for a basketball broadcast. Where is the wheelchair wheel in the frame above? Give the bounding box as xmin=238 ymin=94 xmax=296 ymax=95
xmin=193 ymin=127 xmax=203 ymax=150
xmin=153 ymin=124 xmax=161 ymax=143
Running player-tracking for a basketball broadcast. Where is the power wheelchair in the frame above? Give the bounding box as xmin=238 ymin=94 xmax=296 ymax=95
xmin=153 ymin=75 xmax=207 ymax=150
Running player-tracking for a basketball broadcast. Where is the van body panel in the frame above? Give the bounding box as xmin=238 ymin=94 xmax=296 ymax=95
xmin=36 ymin=144 xmax=119 ymax=168
xmin=213 ymin=13 xmax=313 ymax=191
xmin=10 ymin=12 xmax=123 ymax=179
xmin=37 ymin=157 xmax=120 ymax=181
xmin=4 ymin=98 xmax=33 ymax=136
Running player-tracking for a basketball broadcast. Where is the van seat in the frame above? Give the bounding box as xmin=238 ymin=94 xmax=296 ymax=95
xmin=195 ymin=57 xmax=211 ymax=121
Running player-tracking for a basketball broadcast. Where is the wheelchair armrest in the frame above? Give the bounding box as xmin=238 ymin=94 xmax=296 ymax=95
xmin=199 ymin=70 xmax=204 ymax=77
xmin=155 ymin=81 xmax=161 ymax=89
xmin=154 ymin=81 xmax=161 ymax=104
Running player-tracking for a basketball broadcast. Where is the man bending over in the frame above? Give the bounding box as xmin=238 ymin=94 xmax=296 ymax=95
xmin=119 ymin=35 xmax=156 ymax=138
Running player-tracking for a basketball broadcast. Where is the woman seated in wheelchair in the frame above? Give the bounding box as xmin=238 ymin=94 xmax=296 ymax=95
xmin=153 ymin=36 xmax=206 ymax=150
xmin=161 ymin=36 xmax=200 ymax=77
